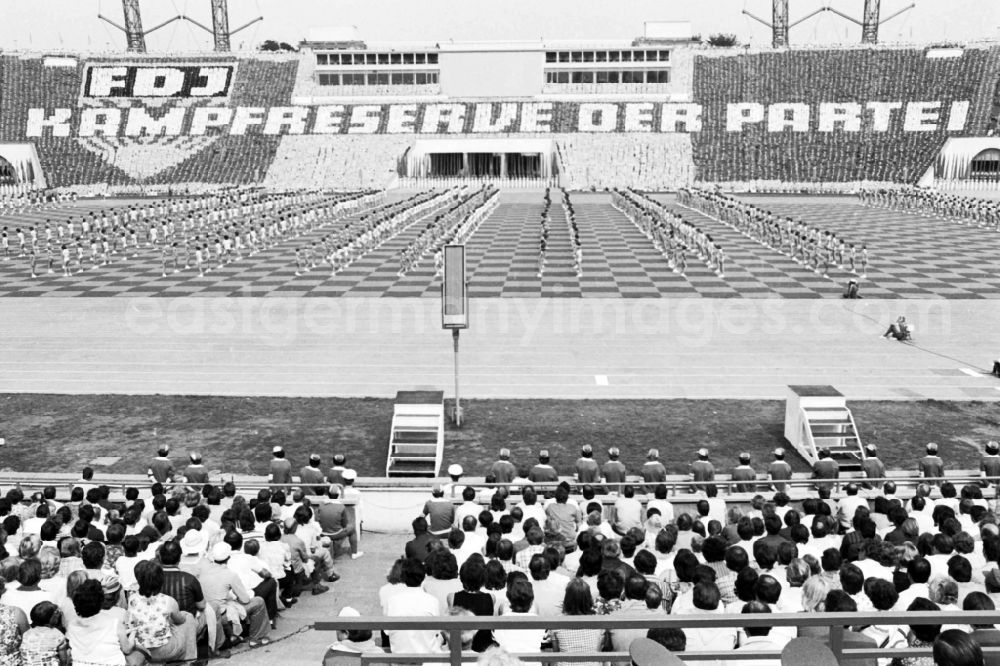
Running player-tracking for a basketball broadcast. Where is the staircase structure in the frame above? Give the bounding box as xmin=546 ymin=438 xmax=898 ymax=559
xmin=784 ymin=385 xmax=864 ymax=471
xmin=385 ymin=390 xmax=445 ymax=477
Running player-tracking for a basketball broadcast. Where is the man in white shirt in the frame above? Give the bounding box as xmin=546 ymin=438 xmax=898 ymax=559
xmin=646 ymin=486 xmax=675 ymax=525
xmin=527 ymin=555 xmax=569 ymax=617
xmin=682 ymin=582 xmax=737 ymax=665
xmin=515 ymin=487 xmax=547 ymax=530
xmin=613 ymin=486 xmax=644 ymax=535
xmin=453 ymin=487 xmax=482 ymax=528
xmin=837 ymin=484 xmax=869 ymax=532
xmin=722 ymin=601 xmax=788 ymax=666
xmin=384 ymin=558 xmax=443 ymax=656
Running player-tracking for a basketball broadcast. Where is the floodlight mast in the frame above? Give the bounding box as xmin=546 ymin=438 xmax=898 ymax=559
xmin=742 ymin=1 xmax=915 ymax=46
xmin=98 ymin=0 xmax=263 ymax=53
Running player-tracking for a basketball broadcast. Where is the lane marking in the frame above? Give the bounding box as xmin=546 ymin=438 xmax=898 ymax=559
xmin=960 ymin=368 xmax=982 ymax=377
xmin=594 ymin=375 xmax=609 ymax=386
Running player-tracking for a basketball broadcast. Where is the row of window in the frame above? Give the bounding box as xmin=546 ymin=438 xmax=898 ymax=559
xmin=317 ymin=71 xmax=440 ymax=86
xmin=544 ymin=69 xmax=671 ymax=84
xmin=545 ymin=50 xmax=670 ymax=64
xmin=316 ymin=52 xmax=440 ymax=66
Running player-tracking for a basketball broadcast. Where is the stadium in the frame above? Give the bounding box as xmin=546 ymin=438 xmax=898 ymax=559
xmin=1 ymin=0 xmax=1000 ymax=664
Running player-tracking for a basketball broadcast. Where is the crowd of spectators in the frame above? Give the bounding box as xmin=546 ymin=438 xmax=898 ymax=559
xmin=264 ymin=136 xmax=413 ymax=191
xmin=361 ymin=442 xmax=1000 ymax=665
xmin=690 ymin=48 xmax=994 ymax=185
xmin=0 ymin=446 xmax=376 ymax=665
xmin=0 ymin=56 xmax=299 ymax=190
xmin=555 ymin=134 xmax=695 ymax=192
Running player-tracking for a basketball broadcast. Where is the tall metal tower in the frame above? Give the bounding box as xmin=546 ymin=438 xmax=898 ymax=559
xmin=210 ymin=0 xmax=231 ymax=52
xmin=772 ymin=0 xmax=790 ymax=48
xmin=862 ymin=0 xmax=882 ymax=43
xmin=122 ymin=0 xmax=147 ymax=53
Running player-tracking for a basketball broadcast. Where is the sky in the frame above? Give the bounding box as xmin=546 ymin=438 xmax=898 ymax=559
xmin=0 ymin=0 xmax=997 ymax=52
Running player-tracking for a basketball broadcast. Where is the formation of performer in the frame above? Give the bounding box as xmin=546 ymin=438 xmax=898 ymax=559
xmin=320 ymin=189 xmax=456 ymax=277
xmin=860 ymin=186 xmax=1000 ymax=230
xmin=2 ymin=188 xmax=384 ymax=280
xmin=614 ymin=188 xmax=725 ymax=277
xmin=537 ymin=189 xmax=551 ymax=277
xmin=678 ymin=187 xmax=865 ymax=278
xmin=398 ymin=185 xmax=499 ymax=276
xmin=561 ymin=188 xmax=583 ymax=277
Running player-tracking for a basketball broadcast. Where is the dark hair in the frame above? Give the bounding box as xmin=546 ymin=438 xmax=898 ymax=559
xmin=702 ymin=536 xmax=726 ymax=563
xmin=741 ymin=600 xmax=772 ymax=637
xmin=81 ymin=542 xmax=105 ymax=570
xmin=908 ymin=557 xmax=932 ymax=584
xmin=72 ymin=579 xmax=105 ymax=619
xmin=906 ymin=597 xmax=942 ymax=643
xmin=17 ymin=559 xmax=41 ymax=587
xmin=933 ymin=629 xmax=985 ymax=666
xmin=158 ymin=541 xmax=181 ymax=566
xmin=401 ymin=558 xmax=426 ymax=587
xmin=821 ymin=548 xmax=842 ymax=572
xmin=484 ymin=560 xmax=506 ymax=591
xmin=29 ymin=600 xmax=59 ymax=628
xmin=137 ymin=560 xmax=165 ymax=598
xmin=866 ymin=578 xmax=899 ymax=611
xmin=562 ymin=578 xmax=596 ymax=615
xmin=597 ymin=570 xmax=624 ymax=602
xmin=839 ymin=564 xmax=864 ymax=595
xmin=824 ymin=590 xmax=857 ymax=613
xmin=506 ymin=578 xmax=534 ymax=613
xmin=459 ymin=558 xmax=486 ymax=591
xmin=754 ymin=574 xmax=781 ymax=605
xmin=692 ymin=582 xmax=721 ymax=611
xmin=647 ymin=627 xmax=686 ymax=652
xmin=633 ymin=549 xmax=657 ymax=576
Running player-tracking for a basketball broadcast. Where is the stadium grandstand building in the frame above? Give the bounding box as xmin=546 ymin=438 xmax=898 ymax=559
xmin=2 ymin=28 xmax=1000 ymax=193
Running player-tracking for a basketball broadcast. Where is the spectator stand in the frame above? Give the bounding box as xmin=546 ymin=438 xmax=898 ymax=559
xmin=319 ymin=611 xmax=1000 ymax=665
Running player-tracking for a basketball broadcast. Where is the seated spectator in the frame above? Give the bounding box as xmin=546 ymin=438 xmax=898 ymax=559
xmin=897 ymin=597 xmax=942 ymax=666
xmin=858 ymin=578 xmax=906 ymax=655
xmin=551 ymin=578 xmax=604 ymax=666
xmin=322 ymin=606 xmax=384 ymax=666
xmin=384 ymin=558 xmax=443 ymax=656
xmin=200 ymin=542 xmax=269 ymax=649
xmin=18 ymin=600 xmax=69 ymax=666
xmin=682 ymin=582 xmax=736 ymax=654
xmin=65 ymin=579 xmax=132 ymax=666
xmin=128 ymin=560 xmax=199 ymax=662
xmin=448 ymin=557 xmax=495 ymax=652
xmin=493 ymin=578 xmax=544 ymax=666
xmin=933 ymin=629 xmax=985 ymax=666
xmin=4 ymin=559 xmax=56 ymax=618
xmin=610 ymin=575 xmax=661 ymax=651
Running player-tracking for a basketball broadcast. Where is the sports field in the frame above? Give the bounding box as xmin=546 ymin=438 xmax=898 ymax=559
xmin=1 ymin=192 xmax=1000 ymax=298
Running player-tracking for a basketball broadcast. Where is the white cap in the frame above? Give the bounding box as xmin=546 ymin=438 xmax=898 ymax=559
xmin=272 ymin=446 xmax=283 ymax=454
xmin=338 ymin=606 xmax=360 ymax=617
xmin=447 ymin=464 xmax=463 ymax=476
xmin=697 ymin=448 xmax=709 ymax=458
xmin=342 ymin=469 xmax=357 ymax=481
xmin=211 ymin=542 xmax=232 ymax=562
xmin=180 ymin=529 xmax=207 ymax=555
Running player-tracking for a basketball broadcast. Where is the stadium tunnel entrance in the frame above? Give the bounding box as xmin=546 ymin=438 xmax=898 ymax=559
xmin=930 ymin=137 xmax=1000 ymax=187
xmin=404 ymin=138 xmax=556 ymax=181
xmin=0 ymin=143 xmax=46 ymax=189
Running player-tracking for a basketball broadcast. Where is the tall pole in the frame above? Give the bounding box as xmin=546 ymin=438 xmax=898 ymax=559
xmin=210 ymin=0 xmax=232 ymax=52
xmin=772 ymin=0 xmax=790 ymax=48
xmin=452 ymin=329 xmax=462 ymax=427
xmin=862 ymin=0 xmax=881 ymax=44
xmin=121 ymin=0 xmax=147 ymax=53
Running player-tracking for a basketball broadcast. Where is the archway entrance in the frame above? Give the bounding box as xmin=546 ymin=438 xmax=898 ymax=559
xmin=0 ymin=156 xmax=17 ymax=185
xmin=971 ymin=148 xmax=1000 ymax=179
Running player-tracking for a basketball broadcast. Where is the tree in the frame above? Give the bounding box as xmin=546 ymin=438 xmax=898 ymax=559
xmin=690 ymin=34 xmax=703 ymax=43
xmin=707 ymin=33 xmax=739 ymax=47
xmin=258 ymin=40 xmax=297 ymax=52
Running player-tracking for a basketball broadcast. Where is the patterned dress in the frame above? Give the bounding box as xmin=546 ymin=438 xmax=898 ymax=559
xmin=18 ymin=627 xmax=65 ymax=666
xmin=0 ymin=605 xmax=22 ymax=666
